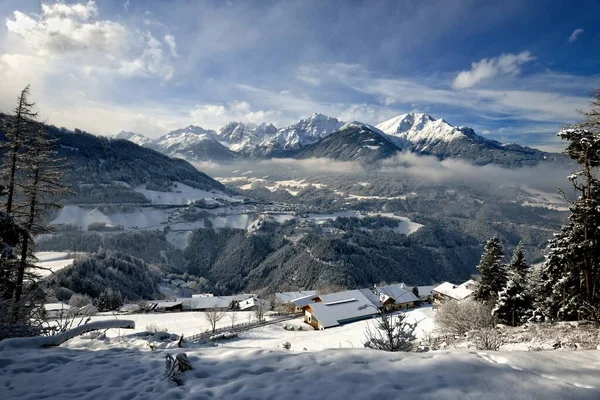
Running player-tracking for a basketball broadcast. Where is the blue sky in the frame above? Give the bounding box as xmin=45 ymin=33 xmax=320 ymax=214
xmin=0 ymin=0 xmax=598 ymax=151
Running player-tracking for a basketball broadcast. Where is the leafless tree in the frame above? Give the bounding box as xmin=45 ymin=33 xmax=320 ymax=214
xmin=229 ymin=311 xmax=238 ymax=328
xmin=254 ymin=302 xmax=265 ymax=322
xmin=204 ymin=309 xmax=226 ymax=332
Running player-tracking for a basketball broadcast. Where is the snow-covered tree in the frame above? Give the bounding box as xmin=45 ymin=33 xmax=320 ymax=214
xmin=364 ymin=307 xmax=418 ymax=352
xmin=474 ymin=237 xmax=507 ymax=303
xmin=535 ymin=88 xmax=600 ymax=321
xmin=493 ymin=243 xmax=533 ymax=326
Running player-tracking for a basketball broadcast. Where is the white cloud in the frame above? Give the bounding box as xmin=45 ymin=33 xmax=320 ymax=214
xmin=568 ymin=28 xmax=584 ymax=43
xmin=124 ymin=0 xmax=130 ymax=12
xmin=452 ymin=52 xmax=535 ymax=89
xmin=119 ymin=32 xmax=174 ymax=80
xmin=4 ymin=1 xmax=175 ymax=80
xmin=164 ymin=35 xmax=178 ymax=57
xmin=190 ymin=101 xmax=281 ymax=129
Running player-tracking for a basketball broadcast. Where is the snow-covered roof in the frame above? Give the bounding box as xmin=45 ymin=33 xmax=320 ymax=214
xmin=416 ymin=286 xmax=435 ymax=297
xmin=432 ymin=280 xmax=476 ymax=300
xmin=358 ymin=288 xmax=383 ymax=308
xmin=177 ymin=294 xmax=255 ymax=310
xmin=376 ymin=284 xmax=419 ymax=305
xmin=275 ymin=290 xmax=318 ymax=304
xmin=308 ymin=290 xmax=379 ymax=328
xmin=44 ymin=302 xmax=70 ymax=311
xmin=151 ymin=301 xmax=182 ymax=309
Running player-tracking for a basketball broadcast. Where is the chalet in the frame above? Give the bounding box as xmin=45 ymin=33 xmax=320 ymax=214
xmin=275 ymin=290 xmax=318 ymax=312
xmin=302 ymin=289 xmax=379 ymax=330
xmin=432 ymin=280 xmax=477 ymax=304
xmin=375 ymin=284 xmax=419 ymax=311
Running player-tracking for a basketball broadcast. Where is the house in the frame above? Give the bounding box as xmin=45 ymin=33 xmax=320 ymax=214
xmin=415 ymin=285 xmax=435 ymax=302
xmin=375 ymin=284 xmax=419 ymax=311
xmin=43 ymin=302 xmax=71 ymax=319
xmin=302 ymin=289 xmax=380 ymax=330
xmin=275 ymin=290 xmax=318 ymax=312
xmin=432 ymin=280 xmax=477 ymax=304
xmin=149 ymin=300 xmax=183 ymax=313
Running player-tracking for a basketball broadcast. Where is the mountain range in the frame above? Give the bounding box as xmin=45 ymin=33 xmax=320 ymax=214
xmin=116 ymin=112 xmax=564 ymax=167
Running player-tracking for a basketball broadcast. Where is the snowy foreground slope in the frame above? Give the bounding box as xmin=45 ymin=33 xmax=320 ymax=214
xmin=1 ymin=343 xmax=599 ymax=399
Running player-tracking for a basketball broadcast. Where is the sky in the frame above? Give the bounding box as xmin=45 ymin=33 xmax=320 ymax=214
xmin=0 ymin=0 xmax=598 ymax=152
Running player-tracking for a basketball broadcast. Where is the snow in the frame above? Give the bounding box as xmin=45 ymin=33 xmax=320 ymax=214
xmin=50 ymin=205 xmax=170 ymax=230
xmin=1 ymin=305 xmax=599 ymax=399
xmin=377 ymin=113 xmax=465 ymax=147
xmin=134 ymin=182 xmax=236 ymax=205
xmin=307 ymin=211 xmax=423 ymax=234
xmin=33 ymin=252 xmax=75 ymax=277
xmin=2 ymin=328 xmax=599 ymax=399
xmin=520 ymin=186 xmax=569 ymax=212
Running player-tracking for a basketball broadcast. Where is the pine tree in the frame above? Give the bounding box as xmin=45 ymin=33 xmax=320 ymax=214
xmin=474 ymin=236 xmax=507 ymax=303
xmin=535 ymin=88 xmax=600 ymax=321
xmin=493 ymin=243 xmax=532 ymax=326
xmin=0 ymin=85 xmax=38 ymax=214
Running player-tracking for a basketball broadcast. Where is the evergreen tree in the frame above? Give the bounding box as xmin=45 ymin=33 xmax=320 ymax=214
xmin=536 ymin=88 xmax=600 ymax=321
xmin=474 ymin=236 xmax=507 ymax=303
xmin=493 ymin=243 xmax=532 ymax=326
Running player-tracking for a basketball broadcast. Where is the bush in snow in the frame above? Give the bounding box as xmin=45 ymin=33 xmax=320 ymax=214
xmin=282 ymin=341 xmax=291 ymax=350
xmin=164 ymin=353 xmax=193 ymax=386
xmin=436 ymin=299 xmax=497 ymax=337
xmin=472 ymin=328 xmax=505 ymax=351
xmin=209 ymin=332 xmax=238 ymax=342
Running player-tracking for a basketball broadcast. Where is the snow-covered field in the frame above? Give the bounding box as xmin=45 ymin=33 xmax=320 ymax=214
xmin=82 ymin=307 xmax=434 ymax=349
xmin=33 ymin=252 xmax=75 ymax=277
xmin=135 ymin=182 xmax=239 ymax=205
xmin=1 ymin=307 xmax=599 ymax=399
xmin=1 ymin=341 xmax=598 ymax=399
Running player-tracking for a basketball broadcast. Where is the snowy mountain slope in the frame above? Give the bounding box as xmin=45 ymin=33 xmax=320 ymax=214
xmin=115 ymin=131 xmax=154 ymax=147
xmin=294 ymin=122 xmax=401 ymax=163
xmin=377 ymin=113 xmax=562 ymax=167
xmin=154 ymin=126 xmax=237 ymax=161
xmin=216 ymin=114 xmax=344 ymax=157
xmin=116 ymin=126 xmax=237 ymax=161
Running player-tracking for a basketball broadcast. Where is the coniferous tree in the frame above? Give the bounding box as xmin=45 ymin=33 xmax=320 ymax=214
xmin=535 ymin=88 xmax=600 ymax=321
xmin=13 ymin=126 xmax=70 ymax=303
xmin=493 ymin=243 xmax=532 ymax=326
xmin=0 ymin=85 xmax=38 ymax=214
xmin=474 ymin=236 xmax=507 ymax=303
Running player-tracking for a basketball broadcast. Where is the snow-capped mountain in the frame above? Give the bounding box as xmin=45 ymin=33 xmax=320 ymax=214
xmin=115 ymin=131 xmax=154 ymax=147
xmin=216 ymin=114 xmax=344 ymax=156
xmin=377 ymin=113 xmax=559 ymax=167
xmin=270 ymin=113 xmax=344 ymax=150
xmin=294 ymin=122 xmax=400 ymax=163
xmin=217 ymin=122 xmax=279 ymax=154
xmin=154 ymin=125 xmax=237 ymax=161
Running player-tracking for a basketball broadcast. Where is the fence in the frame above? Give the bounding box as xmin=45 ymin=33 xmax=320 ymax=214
xmin=185 ymin=312 xmax=301 ymax=343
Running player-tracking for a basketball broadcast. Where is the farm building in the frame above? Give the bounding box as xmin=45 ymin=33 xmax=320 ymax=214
xmin=275 ymin=290 xmax=319 ymax=312
xmin=432 ymin=280 xmax=477 ymax=304
xmin=415 ymin=285 xmax=435 ymax=302
xmin=176 ymin=294 xmax=256 ymax=311
xmin=302 ymin=289 xmax=379 ymax=330
xmin=375 ymin=284 xmax=419 ymax=311
xmin=149 ymin=301 xmax=183 ymax=313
